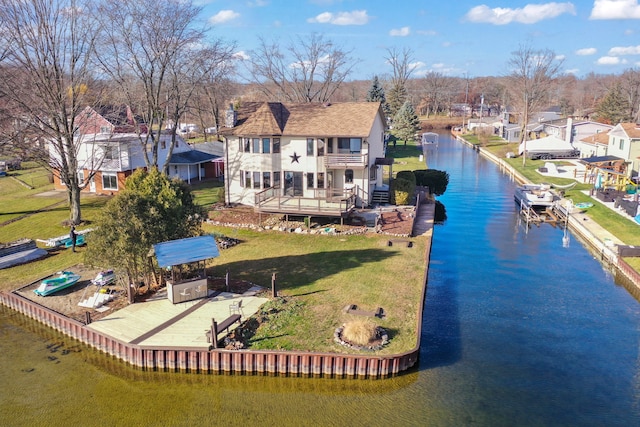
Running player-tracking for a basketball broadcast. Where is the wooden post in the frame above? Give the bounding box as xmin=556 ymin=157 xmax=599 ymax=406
xmin=211 ymin=319 xmax=218 ymax=349
xmin=271 ymin=272 xmax=277 ymax=297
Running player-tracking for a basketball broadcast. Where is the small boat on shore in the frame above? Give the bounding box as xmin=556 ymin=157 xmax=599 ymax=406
xmin=34 ymin=271 xmax=81 ymax=296
xmin=514 ymin=184 xmax=556 ymax=208
xmin=574 ymin=202 xmax=594 ymax=210
xmin=91 ymin=269 xmax=115 ymax=287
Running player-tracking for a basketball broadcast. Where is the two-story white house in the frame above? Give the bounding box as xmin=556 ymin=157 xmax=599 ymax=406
xmin=220 ymin=101 xmax=389 ymax=218
xmin=607 ymin=122 xmax=640 ymax=179
xmin=51 ymin=106 xmax=220 ymax=195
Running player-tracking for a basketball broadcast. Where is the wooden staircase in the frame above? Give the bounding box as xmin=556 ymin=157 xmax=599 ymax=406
xmin=371 ymin=189 xmax=390 ymax=204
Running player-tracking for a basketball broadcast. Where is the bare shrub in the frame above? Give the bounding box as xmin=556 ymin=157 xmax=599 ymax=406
xmin=342 ymin=318 xmax=378 ymax=347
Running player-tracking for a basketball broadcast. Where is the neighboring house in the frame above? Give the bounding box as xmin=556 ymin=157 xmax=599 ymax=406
xmin=220 ymin=101 xmax=389 ymax=217
xmin=499 ymin=106 xmax=562 ymax=142
xmin=542 ymin=118 xmax=612 ymax=147
xmin=606 ymin=122 xmax=640 ymax=179
xmin=578 ymin=131 xmax=610 ymax=158
xmin=51 ymin=106 xmax=220 ymax=195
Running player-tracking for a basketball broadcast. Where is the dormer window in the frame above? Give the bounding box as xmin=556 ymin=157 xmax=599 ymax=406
xmin=100 ymin=126 xmax=111 ymax=134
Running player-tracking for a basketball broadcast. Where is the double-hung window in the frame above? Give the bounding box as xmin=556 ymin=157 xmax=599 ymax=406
xmin=262 ymin=138 xmax=271 ymax=154
xmin=307 ymin=138 xmax=314 ymax=156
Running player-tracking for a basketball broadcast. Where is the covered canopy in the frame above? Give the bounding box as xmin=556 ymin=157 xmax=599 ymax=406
xmin=518 ymin=135 xmax=573 ymax=155
xmin=153 ymin=235 xmax=219 ymax=268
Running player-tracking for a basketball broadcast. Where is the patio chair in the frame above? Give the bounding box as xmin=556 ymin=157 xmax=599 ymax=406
xmin=229 ymin=299 xmax=244 ymax=317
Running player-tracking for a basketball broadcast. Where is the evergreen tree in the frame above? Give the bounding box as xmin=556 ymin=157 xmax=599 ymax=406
xmin=366 ymin=75 xmax=385 ymax=102
xmin=386 ymin=82 xmax=408 ymax=121
xmin=366 ymin=75 xmax=391 ymax=118
xmin=85 ymin=169 xmax=205 ymax=302
xmin=596 ymin=83 xmax=632 ymax=125
xmin=393 ymin=101 xmax=420 ymax=145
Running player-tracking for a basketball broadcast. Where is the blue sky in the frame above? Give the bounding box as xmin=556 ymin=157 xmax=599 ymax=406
xmin=198 ymin=0 xmax=640 ymax=80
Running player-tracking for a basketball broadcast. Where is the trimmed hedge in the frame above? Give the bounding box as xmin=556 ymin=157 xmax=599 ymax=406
xmin=414 ymin=169 xmax=449 ymax=195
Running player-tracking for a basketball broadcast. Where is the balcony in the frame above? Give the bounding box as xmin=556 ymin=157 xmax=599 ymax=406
xmin=324 ymin=153 xmax=367 ymax=169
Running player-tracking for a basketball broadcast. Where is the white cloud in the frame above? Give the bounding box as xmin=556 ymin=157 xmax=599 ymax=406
xmin=576 ymin=47 xmax=597 ymax=55
xmin=417 ymin=29 xmax=437 ymax=36
xmin=389 ymin=26 xmax=410 ymax=36
xmin=555 ymin=54 xmax=566 ymax=61
xmin=608 ymin=45 xmax=640 ymax=55
xmin=464 ymin=2 xmax=576 ymax=25
xmin=209 ymin=10 xmax=240 ymax=25
xmin=233 ymin=51 xmax=250 ymax=61
xmin=307 ymin=10 xmax=370 ymax=25
xmin=565 ymin=68 xmax=580 ymax=74
xmin=590 ymin=0 xmax=640 ymax=19
xmin=597 ymin=56 xmax=628 ymax=64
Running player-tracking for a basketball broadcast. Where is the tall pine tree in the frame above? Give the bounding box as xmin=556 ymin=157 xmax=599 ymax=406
xmin=597 ymin=83 xmax=631 ymax=125
xmin=393 ymin=101 xmax=420 ymax=145
xmin=366 ymin=75 xmax=390 ymax=117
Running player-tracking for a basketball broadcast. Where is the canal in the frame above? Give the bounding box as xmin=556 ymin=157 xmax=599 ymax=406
xmin=1 ymin=133 xmax=640 ymax=426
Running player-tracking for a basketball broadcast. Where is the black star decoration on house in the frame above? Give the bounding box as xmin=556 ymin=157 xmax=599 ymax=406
xmin=290 ymin=152 xmax=301 ymax=163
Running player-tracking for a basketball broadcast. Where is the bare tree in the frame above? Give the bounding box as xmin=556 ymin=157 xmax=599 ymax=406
xmin=245 ymin=33 xmax=357 ymax=103
xmin=96 ymin=0 xmax=234 ymax=172
xmin=0 ymin=0 xmax=103 ymax=225
xmin=384 ymin=47 xmax=417 ymax=118
xmin=506 ymin=44 xmax=563 ymax=165
xmin=418 ymin=71 xmax=458 ymax=117
xmin=619 ymin=68 xmax=640 ymax=121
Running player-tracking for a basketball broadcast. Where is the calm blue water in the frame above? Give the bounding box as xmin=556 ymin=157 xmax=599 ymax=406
xmin=1 ymin=133 xmax=639 ymax=426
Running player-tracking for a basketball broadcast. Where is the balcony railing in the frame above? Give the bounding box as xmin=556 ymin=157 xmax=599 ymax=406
xmin=324 ymin=153 xmax=367 ymax=168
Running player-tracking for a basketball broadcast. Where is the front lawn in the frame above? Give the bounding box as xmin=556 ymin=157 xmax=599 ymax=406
xmin=202 ymin=223 xmax=427 ymax=354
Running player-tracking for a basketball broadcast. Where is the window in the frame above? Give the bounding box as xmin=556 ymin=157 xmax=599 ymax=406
xmin=100 ymin=126 xmax=111 ymax=134
xmin=104 ymin=146 xmax=118 ymax=160
xmin=273 ymin=138 xmax=280 ymax=153
xmin=77 ymin=170 xmax=85 ymax=185
xmin=337 ymin=138 xmax=361 ymax=153
xmin=307 ymin=138 xmax=314 ymax=156
xmin=317 ymin=138 xmax=325 ymax=156
xmin=338 ymin=138 xmax=350 ymax=152
xmin=262 ymin=138 xmax=270 ymax=154
xmin=273 ymin=171 xmax=281 ymax=188
xmin=345 ymin=169 xmax=354 ymax=184
xmin=243 ymin=138 xmax=251 ymax=153
xmin=263 ymin=172 xmax=271 ymax=188
xmin=102 ymin=173 xmax=118 ymax=190
xmin=244 ymin=171 xmax=252 ymax=188
xmin=161 ymin=140 xmax=166 ymax=150
xmin=307 ymin=172 xmax=314 ymax=189
xmin=369 ymin=166 xmax=377 ymax=180
xmin=240 ymin=170 xmax=245 ymax=187
xmin=253 ymin=138 xmax=260 ymax=153
xmin=327 ymin=137 xmax=334 ymax=154
xmin=317 ymin=172 xmax=325 ymax=189
xmin=620 ymin=139 xmax=624 ymax=150
xmin=253 ymin=172 xmax=261 ymax=189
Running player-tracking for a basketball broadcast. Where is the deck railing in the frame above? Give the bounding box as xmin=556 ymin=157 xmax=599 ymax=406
xmin=255 ymin=186 xmax=356 ymax=215
xmin=324 ymin=153 xmax=367 ymax=168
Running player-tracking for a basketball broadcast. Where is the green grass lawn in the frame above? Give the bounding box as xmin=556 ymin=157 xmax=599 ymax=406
xmin=386 ymin=137 xmax=425 ymax=173
xmin=202 ymin=223 xmax=427 ymax=354
xmin=0 ymin=164 xmax=429 ymax=355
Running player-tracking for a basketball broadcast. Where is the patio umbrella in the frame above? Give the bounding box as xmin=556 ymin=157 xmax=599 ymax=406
xmin=595 ymin=173 xmax=603 ymax=190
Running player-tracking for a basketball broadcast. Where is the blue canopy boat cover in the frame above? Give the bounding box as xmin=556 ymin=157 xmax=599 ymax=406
xmin=153 ymin=235 xmax=220 ymax=268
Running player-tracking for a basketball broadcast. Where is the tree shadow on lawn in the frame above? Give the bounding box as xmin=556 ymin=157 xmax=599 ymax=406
xmin=214 ymin=248 xmax=402 ymax=292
